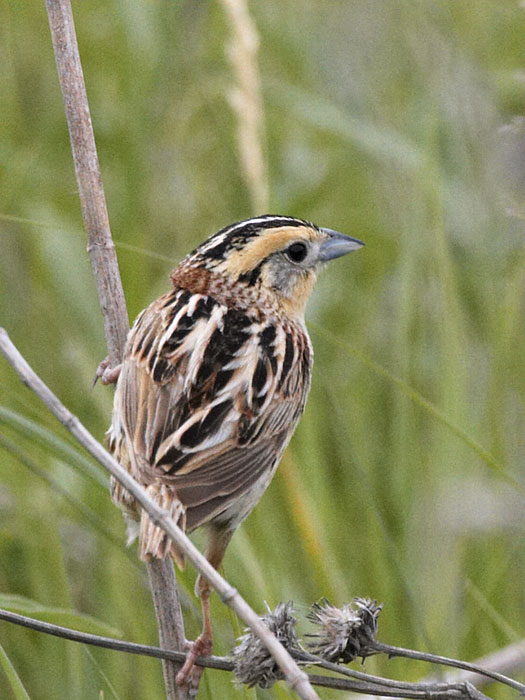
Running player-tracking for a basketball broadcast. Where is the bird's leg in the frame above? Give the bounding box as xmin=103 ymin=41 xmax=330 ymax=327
xmin=175 ymin=584 xmax=213 ymax=691
xmin=176 ymin=526 xmax=233 ymax=690
xmin=92 ymin=356 xmax=122 ymax=387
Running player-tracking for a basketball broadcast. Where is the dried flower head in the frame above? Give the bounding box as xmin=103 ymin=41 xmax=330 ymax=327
xmin=233 ymin=601 xmax=301 ymax=688
xmin=307 ymin=597 xmax=383 ymax=663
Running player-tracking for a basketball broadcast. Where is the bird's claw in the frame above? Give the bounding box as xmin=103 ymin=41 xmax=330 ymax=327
xmin=92 ymin=357 xmax=122 ymax=388
xmin=176 ymin=634 xmax=213 ymax=691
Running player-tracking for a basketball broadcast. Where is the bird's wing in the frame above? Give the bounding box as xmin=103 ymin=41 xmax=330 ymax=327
xmin=112 ymin=288 xmax=311 ymax=528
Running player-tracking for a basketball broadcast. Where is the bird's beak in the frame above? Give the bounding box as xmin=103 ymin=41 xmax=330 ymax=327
xmin=318 ymin=228 xmax=364 ymax=261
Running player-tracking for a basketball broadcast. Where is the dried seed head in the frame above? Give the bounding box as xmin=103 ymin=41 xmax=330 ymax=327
xmin=233 ymin=601 xmax=301 ymax=688
xmin=307 ymin=597 xmax=383 ymax=663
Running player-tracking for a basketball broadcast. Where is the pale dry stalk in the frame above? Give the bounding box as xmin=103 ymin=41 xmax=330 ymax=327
xmin=41 ymin=2 xmax=319 ymax=697
xmin=44 ymin=0 xmax=128 ymax=366
xmin=219 ymin=0 xmax=270 ymax=213
xmin=0 ymin=330 xmax=320 ymax=700
xmin=44 ymin=1 xmax=187 ymax=696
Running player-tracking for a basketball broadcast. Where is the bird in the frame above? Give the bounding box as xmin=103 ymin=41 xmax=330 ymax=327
xmin=106 ymin=214 xmax=363 ymax=687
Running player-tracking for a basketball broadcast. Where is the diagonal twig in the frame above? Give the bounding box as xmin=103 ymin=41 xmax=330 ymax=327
xmin=0 ymin=329 xmax=320 ymax=700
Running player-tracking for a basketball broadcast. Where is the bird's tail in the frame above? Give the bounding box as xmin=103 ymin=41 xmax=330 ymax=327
xmin=139 ymin=482 xmax=187 ymax=569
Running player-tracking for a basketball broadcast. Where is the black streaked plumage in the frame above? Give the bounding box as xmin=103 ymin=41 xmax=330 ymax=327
xmin=107 ymin=214 xmax=363 ymax=689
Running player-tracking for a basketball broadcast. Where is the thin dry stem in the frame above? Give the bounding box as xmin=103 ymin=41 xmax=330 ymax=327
xmin=0 ymin=330 xmax=320 ymax=700
xmin=0 ymin=607 xmax=504 ymax=700
xmin=371 ymin=642 xmax=525 ymax=694
xmin=147 ymin=560 xmax=187 ymax=696
xmin=45 ymin=0 xmax=128 ymax=367
xmin=44 ymin=2 xmax=186 ymax=696
xmin=424 ymin=640 xmax=525 ymax=689
xmin=219 ymin=0 xmax=269 ymax=212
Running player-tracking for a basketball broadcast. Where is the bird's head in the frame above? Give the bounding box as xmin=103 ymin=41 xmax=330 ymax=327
xmin=181 ymin=215 xmax=364 ymax=317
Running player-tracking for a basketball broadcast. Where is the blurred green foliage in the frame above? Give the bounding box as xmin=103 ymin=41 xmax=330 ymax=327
xmin=1 ymin=0 xmax=524 ymax=698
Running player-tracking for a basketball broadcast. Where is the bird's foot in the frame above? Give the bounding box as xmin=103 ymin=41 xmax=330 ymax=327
xmin=176 ymin=634 xmax=213 ymax=692
xmin=92 ymin=357 xmax=122 ymax=388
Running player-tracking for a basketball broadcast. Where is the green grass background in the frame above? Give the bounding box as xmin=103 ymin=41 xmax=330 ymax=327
xmin=1 ymin=1 xmax=524 ymax=698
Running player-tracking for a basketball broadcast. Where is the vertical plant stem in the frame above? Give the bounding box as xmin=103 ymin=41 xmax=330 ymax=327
xmin=147 ymin=560 xmax=187 ymax=698
xmin=44 ymin=0 xmax=128 ymax=367
xmin=219 ymin=0 xmax=269 ymax=213
xmin=44 ymin=2 xmax=187 ymax=697
xmin=0 ymin=329 xmax=321 ymax=700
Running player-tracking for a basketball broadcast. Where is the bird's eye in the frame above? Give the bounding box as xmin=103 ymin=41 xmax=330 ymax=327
xmin=285 ymin=242 xmax=308 ymax=263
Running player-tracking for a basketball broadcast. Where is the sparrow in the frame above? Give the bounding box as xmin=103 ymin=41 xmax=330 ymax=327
xmin=107 ymin=215 xmax=363 ymax=686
